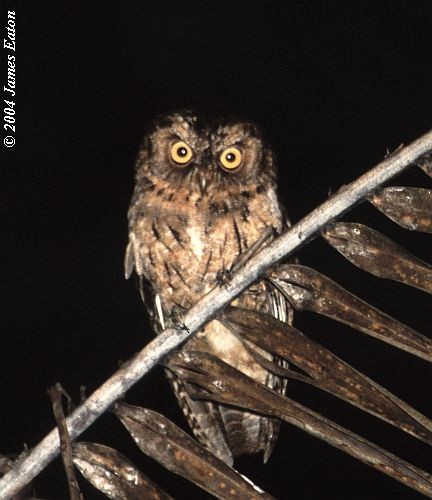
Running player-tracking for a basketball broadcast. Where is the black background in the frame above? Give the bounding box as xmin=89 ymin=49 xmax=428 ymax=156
xmin=1 ymin=1 xmax=431 ymax=499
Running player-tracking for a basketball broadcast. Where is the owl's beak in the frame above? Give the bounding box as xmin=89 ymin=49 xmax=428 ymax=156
xmin=198 ymin=172 xmax=212 ymax=195
xmin=199 ymin=175 xmax=207 ymax=195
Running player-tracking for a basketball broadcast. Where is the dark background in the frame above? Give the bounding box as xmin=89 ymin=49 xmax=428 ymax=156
xmin=1 ymin=1 xmax=431 ymax=498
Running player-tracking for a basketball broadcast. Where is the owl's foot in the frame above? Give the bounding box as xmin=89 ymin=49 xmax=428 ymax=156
xmin=216 ymin=268 xmax=233 ymax=288
xmin=168 ymin=307 xmax=190 ymax=333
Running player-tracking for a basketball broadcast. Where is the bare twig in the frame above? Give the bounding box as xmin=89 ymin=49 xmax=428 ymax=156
xmin=47 ymin=384 xmax=83 ymax=500
xmin=1 ymin=129 xmax=431 ymax=499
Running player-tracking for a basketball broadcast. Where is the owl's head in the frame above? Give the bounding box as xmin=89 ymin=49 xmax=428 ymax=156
xmin=135 ymin=110 xmax=277 ymax=196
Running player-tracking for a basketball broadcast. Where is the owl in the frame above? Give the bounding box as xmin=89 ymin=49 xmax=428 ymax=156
xmin=125 ymin=110 xmax=292 ymax=466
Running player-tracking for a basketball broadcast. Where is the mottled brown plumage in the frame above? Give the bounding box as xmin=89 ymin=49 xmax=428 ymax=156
xmin=126 ymin=110 xmax=291 ymax=465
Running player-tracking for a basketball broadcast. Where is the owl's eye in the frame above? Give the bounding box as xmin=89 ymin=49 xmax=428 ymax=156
xmin=219 ymin=147 xmax=242 ymax=171
xmin=171 ymin=141 xmax=193 ymax=165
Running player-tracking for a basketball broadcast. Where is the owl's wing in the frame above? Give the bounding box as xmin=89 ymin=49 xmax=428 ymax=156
xmin=126 ymin=237 xmax=171 ymax=337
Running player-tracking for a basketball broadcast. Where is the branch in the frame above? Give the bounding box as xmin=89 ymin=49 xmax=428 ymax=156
xmin=1 ymin=129 xmax=431 ymax=498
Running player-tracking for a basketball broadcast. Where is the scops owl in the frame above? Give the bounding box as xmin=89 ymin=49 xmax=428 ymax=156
xmin=125 ymin=110 xmax=292 ymax=465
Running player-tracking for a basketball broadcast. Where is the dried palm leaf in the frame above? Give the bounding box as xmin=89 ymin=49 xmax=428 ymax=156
xmin=270 ymin=264 xmax=432 ymax=361
xmin=170 ymin=351 xmax=432 ymax=498
xmin=322 ymin=223 xmax=432 ymax=293
xmin=369 ymin=187 xmax=432 ymax=233
xmin=222 ymin=306 xmax=432 ymax=444
xmin=72 ymin=442 xmax=172 ymax=500
xmin=115 ymin=403 xmax=273 ymax=500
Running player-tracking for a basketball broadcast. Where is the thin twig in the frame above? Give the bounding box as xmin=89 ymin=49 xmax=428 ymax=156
xmin=47 ymin=384 xmax=83 ymax=500
xmin=1 ymin=129 xmax=431 ymax=499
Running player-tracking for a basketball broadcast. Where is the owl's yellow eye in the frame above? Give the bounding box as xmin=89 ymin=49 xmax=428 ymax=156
xmin=219 ymin=147 xmax=242 ymax=170
xmin=171 ymin=141 xmax=193 ymax=165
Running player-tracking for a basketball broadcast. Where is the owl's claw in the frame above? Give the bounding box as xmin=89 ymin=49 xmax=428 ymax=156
xmin=216 ymin=268 xmax=233 ymax=288
xmin=168 ymin=308 xmax=190 ymax=333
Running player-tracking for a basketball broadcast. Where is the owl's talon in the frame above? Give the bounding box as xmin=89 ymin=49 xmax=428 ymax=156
xmin=168 ymin=308 xmax=190 ymax=333
xmin=216 ymin=268 xmax=233 ymax=288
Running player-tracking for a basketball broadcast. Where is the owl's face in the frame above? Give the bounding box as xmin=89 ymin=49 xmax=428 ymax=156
xmin=135 ymin=111 xmax=276 ymax=196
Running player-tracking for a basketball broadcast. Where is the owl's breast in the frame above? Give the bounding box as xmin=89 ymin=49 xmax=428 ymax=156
xmin=130 ymin=186 xmax=283 ymax=312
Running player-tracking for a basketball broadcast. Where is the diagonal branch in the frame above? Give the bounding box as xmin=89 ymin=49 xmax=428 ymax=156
xmin=1 ymin=129 xmax=431 ymax=499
